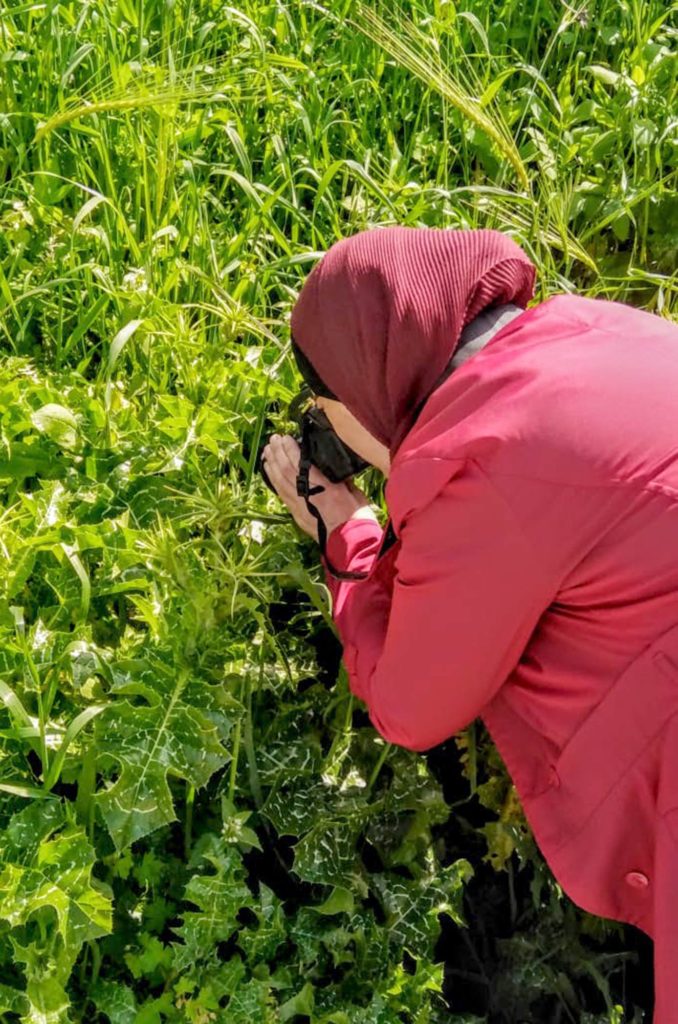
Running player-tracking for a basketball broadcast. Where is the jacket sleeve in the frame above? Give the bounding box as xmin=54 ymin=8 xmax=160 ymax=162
xmin=321 ymin=457 xmax=556 ymax=752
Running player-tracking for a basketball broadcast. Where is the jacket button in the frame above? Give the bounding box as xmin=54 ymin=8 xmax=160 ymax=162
xmin=547 ymin=764 xmax=560 ymax=788
xmin=625 ymin=871 xmax=649 ymax=889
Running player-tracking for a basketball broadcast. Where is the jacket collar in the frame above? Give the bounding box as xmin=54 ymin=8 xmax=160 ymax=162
xmin=378 ymin=303 xmax=527 ymax=547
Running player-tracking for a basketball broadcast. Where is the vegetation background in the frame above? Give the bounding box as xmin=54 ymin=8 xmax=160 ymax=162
xmin=0 ymin=0 xmax=676 ymax=1021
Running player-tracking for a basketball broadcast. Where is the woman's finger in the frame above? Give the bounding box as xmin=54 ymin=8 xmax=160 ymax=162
xmin=268 ymin=438 xmax=299 ymax=500
xmin=282 ymin=435 xmax=331 ymax=490
xmin=277 ymin=436 xmax=301 ymax=477
xmin=264 ymin=440 xmax=319 ymax=537
xmin=265 ymin=434 xmax=331 ymax=513
xmin=263 ymin=444 xmax=286 ymax=492
xmin=263 ymin=459 xmax=281 ymax=496
xmin=276 ymin=435 xmax=324 ymax=499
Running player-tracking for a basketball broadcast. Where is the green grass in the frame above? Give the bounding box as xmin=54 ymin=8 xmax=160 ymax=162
xmin=0 ymin=0 xmax=675 ymax=1021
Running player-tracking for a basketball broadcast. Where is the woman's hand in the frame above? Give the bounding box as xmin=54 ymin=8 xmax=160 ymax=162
xmin=262 ymin=434 xmax=378 ymax=543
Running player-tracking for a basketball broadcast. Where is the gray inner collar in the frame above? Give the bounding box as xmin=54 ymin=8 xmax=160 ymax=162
xmin=451 ymin=303 xmax=525 ymax=370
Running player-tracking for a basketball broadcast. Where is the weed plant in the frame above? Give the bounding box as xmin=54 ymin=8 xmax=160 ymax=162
xmin=0 ymin=0 xmax=675 ymax=1021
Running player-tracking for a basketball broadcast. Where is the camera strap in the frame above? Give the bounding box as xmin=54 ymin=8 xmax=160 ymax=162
xmin=296 ymin=420 xmax=374 ymax=581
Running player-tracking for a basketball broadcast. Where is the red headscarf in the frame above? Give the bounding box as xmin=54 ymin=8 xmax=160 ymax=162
xmin=290 ymin=226 xmax=536 ymax=459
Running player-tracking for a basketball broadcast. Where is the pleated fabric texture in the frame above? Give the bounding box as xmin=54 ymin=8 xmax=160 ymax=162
xmin=289 ymin=226 xmax=536 ymax=458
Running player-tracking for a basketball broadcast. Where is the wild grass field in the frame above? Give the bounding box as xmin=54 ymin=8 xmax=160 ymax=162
xmin=0 ymin=0 xmax=676 ymax=1021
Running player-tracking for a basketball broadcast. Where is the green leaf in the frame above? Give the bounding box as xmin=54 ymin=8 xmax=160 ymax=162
xmin=291 ymin=816 xmax=365 ymax=887
xmin=58 ymin=542 xmax=91 ymax=621
xmin=216 ymin=977 xmax=277 ymax=1021
xmin=0 ymin=982 xmax=28 ymax=1016
xmin=310 ymin=885 xmax=355 ymax=916
xmin=94 ymin=660 xmax=233 ymax=850
xmin=44 ymin=703 xmax=107 ymax=791
xmin=10 ymin=937 xmax=71 ymax=1024
xmin=89 ymin=979 xmax=138 ymax=1024
xmin=0 ymin=803 xmax=113 ymax=1022
xmin=30 ymin=404 xmax=80 ymax=451
xmin=279 ymin=980 xmax=314 ymax=1021
xmin=221 ymin=795 xmax=263 ymax=850
xmin=0 ymin=442 xmax=61 ymax=481
xmin=171 ymin=845 xmax=253 ymax=971
xmin=0 ymin=782 xmax=55 ymax=800
xmin=107 ymin=318 xmax=144 ymax=377
xmin=124 ymin=933 xmax=173 ymax=981
xmin=369 ymin=859 xmax=473 ymax=959
xmin=586 ymin=64 xmax=621 ymax=88
xmin=0 ymin=821 xmax=113 ymax=952
xmin=104 ymin=319 xmax=144 ymax=412
xmin=236 ymin=882 xmax=287 ymax=964
xmin=1 ymin=800 xmax=66 ymax=863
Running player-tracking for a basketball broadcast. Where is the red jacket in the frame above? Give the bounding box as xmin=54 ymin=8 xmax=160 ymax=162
xmin=320 ymin=293 xmax=678 ymax=1022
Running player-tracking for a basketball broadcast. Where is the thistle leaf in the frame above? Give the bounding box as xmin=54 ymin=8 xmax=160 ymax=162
xmin=94 ymin=660 xmax=234 ymax=850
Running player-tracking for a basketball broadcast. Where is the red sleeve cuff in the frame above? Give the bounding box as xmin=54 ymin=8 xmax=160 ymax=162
xmin=324 ymin=517 xmax=384 ymax=576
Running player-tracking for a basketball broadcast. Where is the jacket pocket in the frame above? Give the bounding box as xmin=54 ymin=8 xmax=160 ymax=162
xmin=548 ymin=625 xmax=678 ymax=831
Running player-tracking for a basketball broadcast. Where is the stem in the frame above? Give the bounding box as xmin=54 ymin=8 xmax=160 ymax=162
xmin=458 ymin=891 xmax=490 ymax=983
xmin=21 ymin=639 xmax=49 ymax=778
xmin=366 ymin=742 xmax=391 ymax=797
xmin=184 ymin=783 xmax=195 ymax=861
xmin=78 ymin=942 xmax=89 ymax=987
xmin=89 ymin=940 xmax=102 ymax=987
xmin=243 ymin=641 xmax=264 ymax=810
xmin=444 ymin=967 xmax=489 ymax=986
xmin=75 ymin=745 xmax=96 ymax=832
xmin=227 ymin=717 xmax=242 ymax=804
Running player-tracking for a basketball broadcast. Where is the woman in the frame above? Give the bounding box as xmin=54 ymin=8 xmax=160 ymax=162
xmin=261 ymin=226 xmax=678 ymax=1022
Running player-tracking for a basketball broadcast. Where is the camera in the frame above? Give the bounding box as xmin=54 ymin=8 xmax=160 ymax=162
xmin=257 ymin=384 xmax=376 ymax=580
xmin=259 ymin=384 xmax=370 ymax=494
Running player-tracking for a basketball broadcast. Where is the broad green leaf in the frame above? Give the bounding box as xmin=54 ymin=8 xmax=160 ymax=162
xmin=203 ymin=957 xmax=248 ymax=1002
xmin=369 ymin=859 xmax=473 ymax=958
xmin=30 ymin=404 xmax=80 ymax=452
xmin=89 ymin=974 xmax=139 ymax=1024
xmin=0 ymin=824 xmax=113 ymax=952
xmin=0 ymin=443 xmax=61 ymax=480
xmin=291 ymin=817 xmax=366 ymax=887
xmin=94 ymin=659 xmax=234 ymax=849
xmin=4 ymin=544 xmax=37 ymax=600
xmin=0 ymin=800 xmax=65 ymax=864
xmin=260 ymin=777 xmax=329 ymax=837
xmin=123 ymin=933 xmax=173 ymax=980
xmin=216 ymin=977 xmax=277 ymax=1021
